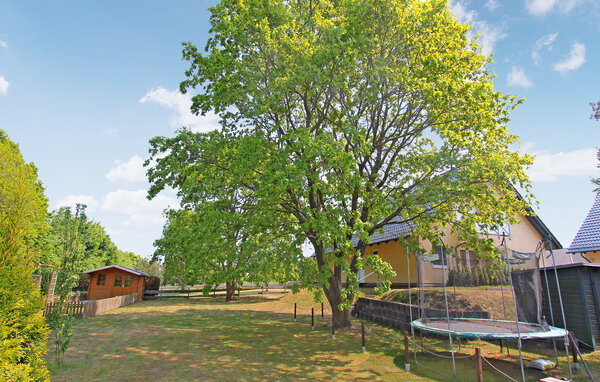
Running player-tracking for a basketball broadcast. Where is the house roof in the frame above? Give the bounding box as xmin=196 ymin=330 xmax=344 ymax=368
xmin=352 ymin=216 xmax=414 ymax=247
xmin=83 ymin=265 xmax=148 ymax=277
xmin=568 ymin=194 xmax=600 ymax=253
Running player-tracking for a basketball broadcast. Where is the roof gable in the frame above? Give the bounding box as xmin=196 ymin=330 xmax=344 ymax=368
xmin=568 ymin=194 xmax=600 ymax=253
xmin=83 ymin=265 xmax=148 ymax=277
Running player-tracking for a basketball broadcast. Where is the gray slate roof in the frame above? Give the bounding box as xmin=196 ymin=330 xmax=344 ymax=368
xmin=568 ymin=194 xmax=600 ymax=253
xmin=351 ymin=216 xmax=415 ymax=247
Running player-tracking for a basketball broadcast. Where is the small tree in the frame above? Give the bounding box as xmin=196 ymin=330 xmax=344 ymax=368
xmin=47 ymin=204 xmax=85 ymax=366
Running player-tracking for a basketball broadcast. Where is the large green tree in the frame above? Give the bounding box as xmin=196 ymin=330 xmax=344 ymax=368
xmin=0 ymin=130 xmax=50 ymax=381
xmin=149 ymin=0 xmax=531 ymax=326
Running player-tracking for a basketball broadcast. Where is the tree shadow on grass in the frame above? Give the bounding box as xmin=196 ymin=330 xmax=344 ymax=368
xmin=49 ymin=303 xmax=397 ymax=381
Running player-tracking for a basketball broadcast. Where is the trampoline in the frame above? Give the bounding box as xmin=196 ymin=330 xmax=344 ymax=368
xmin=411 ymin=317 xmax=567 ymax=340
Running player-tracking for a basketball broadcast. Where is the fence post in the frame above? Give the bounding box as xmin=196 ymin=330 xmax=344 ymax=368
xmin=404 ymin=331 xmax=410 ymax=371
xmin=475 ymin=347 xmax=483 ymax=382
xmin=361 ymin=322 xmax=366 ymax=352
xmin=570 ymin=336 xmax=580 ymax=369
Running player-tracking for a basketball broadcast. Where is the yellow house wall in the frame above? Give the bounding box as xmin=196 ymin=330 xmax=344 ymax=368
xmin=361 ymin=240 xmax=418 ymax=285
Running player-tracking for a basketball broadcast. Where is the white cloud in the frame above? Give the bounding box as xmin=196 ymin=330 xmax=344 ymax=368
xmin=140 ymin=87 xmax=220 ymax=133
xmin=106 ymin=155 xmax=148 ymax=183
xmin=526 ymin=0 xmax=556 ymax=15
xmin=526 ymin=0 xmax=584 ymax=15
xmin=527 ymin=148 xmax=597 ymax=182
xmin=102 ymin=189 xmax=177 ymax=226
xmin=451 ymin=2 xmax=507 ymax=57
xmin=0 ymin=76 xmax=10 ymax=95
xmin=101 ymin=128 xmax=118 ymax=136
xmin=55 ymin=194 xmax=100 ymax=213
xmin=552 ymin=43 xmax=586 ymax=74
xmin=0 ymin=40 xmax=7 ymax=48
xmin=532 ymin=33 xmax=558 ymax=64
xmin=507 ymin=66 xmax=533 ymax=88
xmin=485 ymin=0 xmax=501 ymax=11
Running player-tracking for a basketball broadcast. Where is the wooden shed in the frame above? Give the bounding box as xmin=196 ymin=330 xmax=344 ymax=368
xmin=539 ymin=263 xmax=600 ymax=350
xmin=83 ymin=265 xmax=147 ymax=302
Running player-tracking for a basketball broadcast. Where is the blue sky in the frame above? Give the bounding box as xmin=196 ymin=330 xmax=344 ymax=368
xmin=0 ymin=0 xmax=599 ymax=259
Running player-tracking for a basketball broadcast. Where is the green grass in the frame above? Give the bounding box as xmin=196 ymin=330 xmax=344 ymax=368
xmin=47 ymin=290 xmax=600 ymax=381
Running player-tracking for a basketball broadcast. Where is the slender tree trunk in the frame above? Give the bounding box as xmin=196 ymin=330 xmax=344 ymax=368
xmin=225 ymin=278 xmax=237 ymax=301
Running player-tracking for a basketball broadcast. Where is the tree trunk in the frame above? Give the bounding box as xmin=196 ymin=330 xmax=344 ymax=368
xmin=225 ymin=279 xmax=237 ymax=302
xmin=313 ymin=244 xmax=354 ymax=328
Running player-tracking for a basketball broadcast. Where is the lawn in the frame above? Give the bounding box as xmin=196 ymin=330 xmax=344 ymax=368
xmin=47 ymin=290 xmax=600 ymax=381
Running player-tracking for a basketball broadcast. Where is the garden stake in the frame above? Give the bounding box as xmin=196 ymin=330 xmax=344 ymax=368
xmin=311 ymin=308 xmax=314 ymax=330
xmin=294 ymin=303 xmax=297 ymax=322
xmin=475 ymin=347 xmax=483 ymax=382
xmin=361 ymin=322 xmax=366 ymax=352
xmin=404 ymin=331 xmax=410 ymax=371
xmin=331 ymin=316 xmax=335 ymax=339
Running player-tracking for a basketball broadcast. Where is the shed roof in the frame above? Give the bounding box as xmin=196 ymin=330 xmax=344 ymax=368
xmin=83 ymin=265 xmax=148 ymax=277
xmin=568 ymin=194 xmax=600 ymax=253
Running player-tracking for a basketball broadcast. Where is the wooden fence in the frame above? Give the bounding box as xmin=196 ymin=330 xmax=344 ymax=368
xmin=83 ymin=293 xmax=137 ymax=317
xmin=43 ymin=301 xmax=86 ymax=318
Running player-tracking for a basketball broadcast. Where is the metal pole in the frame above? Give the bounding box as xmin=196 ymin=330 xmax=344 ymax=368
xmin=439 ymin=237 xmax=456 ymax=378
xmin=311 ymin=308 xmax=314 ymax=330
xmin=404 ymin=331 xmax=410 ymax=371
xmin=548 ymin=239 xmax=573 ymax=380
xmin=503 ymin=234 xmax=526 ymax=382
xmin=539 ymin=240 xmax=559 ymax=364
xmin=294 ymin=303 xmax=297 ymax=322
xmin=498 ymin=255 xmax=507 ymax=320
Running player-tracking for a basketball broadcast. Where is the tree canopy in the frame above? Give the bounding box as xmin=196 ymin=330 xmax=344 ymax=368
xmin=148 ymin=0 xmax=532 ymax=326
xmin=150 ymin=130 xmax=302 ymax=300
xmin=40 ymin=207 xmax=141 ymax=272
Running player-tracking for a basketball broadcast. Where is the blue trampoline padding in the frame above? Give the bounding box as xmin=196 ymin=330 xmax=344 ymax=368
xmin=411 ymin=317 xmax=567 ymax=340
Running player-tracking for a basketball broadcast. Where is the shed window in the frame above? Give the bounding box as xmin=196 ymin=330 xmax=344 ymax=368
xmin=124 ymin=275 xmax=132 ymax=287
xmin=114 ymin=275 xmax=123 ymax=287
xmin=97 ymin=273 xmax=106 ymax=286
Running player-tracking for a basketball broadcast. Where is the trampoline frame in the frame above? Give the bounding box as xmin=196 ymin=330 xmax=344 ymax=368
xmin=410 ymin=317 xmax=568 ymax=340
